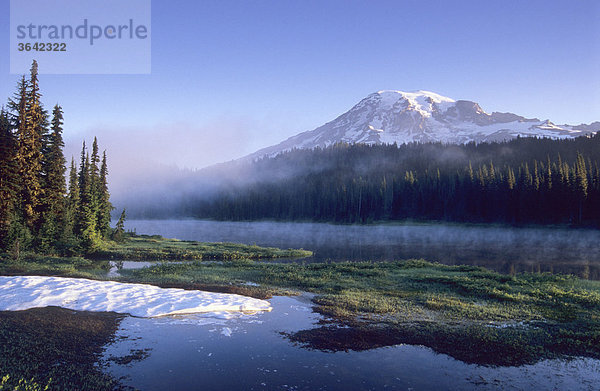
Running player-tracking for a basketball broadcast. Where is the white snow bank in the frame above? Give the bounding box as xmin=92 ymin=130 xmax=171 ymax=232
xmin=0 ymin=276 xmax=272 ymax=317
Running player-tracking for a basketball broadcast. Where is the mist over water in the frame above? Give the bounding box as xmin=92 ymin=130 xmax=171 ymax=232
xmin=125 ymin=220 xmax=600 ymax=280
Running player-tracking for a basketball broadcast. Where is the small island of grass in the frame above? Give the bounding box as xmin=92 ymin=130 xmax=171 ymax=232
xmin=91 ymin=233 xmax=313 ymax=261
xmin=0 ymin=232 xmax=312 ymax=277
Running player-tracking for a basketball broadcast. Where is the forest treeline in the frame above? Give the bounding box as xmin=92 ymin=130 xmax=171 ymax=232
xmin=0 ymin=61 xmax=120 ymax=256
xmin=185 ymin=135 xmax=600 ymax=227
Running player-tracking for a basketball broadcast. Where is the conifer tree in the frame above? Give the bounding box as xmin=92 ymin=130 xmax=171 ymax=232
xmin=2 ymin=61 xmax=116 ymax=254
xmin=70 ymin=139 xmax=114 ymax=251
xmin=8 ymin=77 xmax=32 ymax=235
xmin=79 ymin=155 xmax=100 ymax=251
xmin=4 ymin=74 xmax=33 ymax=252
xmin=507 ymin=167 xmax=516 ymax=190
xmin=13 ymin=61 xmax=48 ymax=233
xmin=97 ymin=151 xmax=113 ymax=236
xmin=574 ymin=152 xmax=588 ymax=223
xmin=37 ymin=105 xmax=67 ymax=252
xmin=112 ymin=209 xmax=126 ymax=242
xmin=0 ymin=108 xmax=19 ymax=246
xmin=545 ymin=156 xmax=553 ymax=190
xmin=76 ymin=152 xmax=101 ymax=251
xmin=78 ymin=141 xmax=86 ymax=190
xmin=88 ymin=137 xmax=102 ymax=232
xmin=67 ymin=158 xmax=80 ymax=213
xmin=575 ymin=152 xmax=588 ymax=199
xmin=90 ymin=137 xmax=100 ymax=187
xmin=61 ymin=157 xmax=80 ymax=250
xmin=44 ymin=105 xmax=67 ymax=207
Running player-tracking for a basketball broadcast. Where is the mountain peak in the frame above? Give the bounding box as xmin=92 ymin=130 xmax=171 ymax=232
xmin=372 ymin=90 xmax=455 ymax=108
xmin=248 ymin=91 xmax=599 ymax=159
xmin=360 ymin=90 xmax=457 ymax=120
xmin=375 ymin=89 xmax=455 ymax=102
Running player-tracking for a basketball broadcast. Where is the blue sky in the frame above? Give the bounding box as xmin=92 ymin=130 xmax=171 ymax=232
xmin=1 ymin=0 xmax=599 ymax=171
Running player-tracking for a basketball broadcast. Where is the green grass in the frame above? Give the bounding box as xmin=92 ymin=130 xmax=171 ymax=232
xmin=89 ymin=234 xmax=312 ymax=261
xmin=0 ymin=375 xmax=51 ymax=391
xmin=122 ymin=259 xmax=600 ymax=323
xmin=0 ymin=233 xmax=312 ymax=278
xmin=0 ymin=307 xmax=126 ymax=391
xmin=0 ymin=252 xmax=109 ymax=279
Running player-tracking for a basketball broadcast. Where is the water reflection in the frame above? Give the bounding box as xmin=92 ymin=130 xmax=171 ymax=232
xmin=103 ymin=296 xmax=600 ymax=391
xmin=107 ymin=260 xmax=186 ymax=277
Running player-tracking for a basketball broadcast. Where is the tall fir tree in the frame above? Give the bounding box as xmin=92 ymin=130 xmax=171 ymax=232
xmin=43 ymin=105 xmax=67 ymax=206
xmin=8 ymin=76 xmax=29 ymax=235
xmin=78 ymin=141 xmax=87 ymax=193
xmin=90 ymin=137 xmax=100 ymax=186
xmin=574 ymin=152 xmax=589 ymax=223
xmin=97 ymin=151 xmax=113 ymax=237
xmin=0 ymin=108 xmax=20 ymax=246
xmin=76 ymin=140 xmax=89 ymax=238
xmin=76 ymin=152 xmax=101 ymax=251
xmin=68 ymin=157 xmax=80 ymax=209
xmin=74 ymin=142 xmax=87 ymax=237
xmin=14 ymin=61 xmax=47 ymax=233
xmin=62 ymin=157 xmax=80 ymax=250
xmin=89 ymin=137 xmax=101 ymax=233
xmin=37 ymin=105 xmax=67 ymax=252
xmin=4 ymin=76 xmax=33 ymax=252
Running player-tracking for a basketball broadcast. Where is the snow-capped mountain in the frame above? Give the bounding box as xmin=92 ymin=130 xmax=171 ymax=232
xmin=250 ymin=90 xmax=599 ymax=158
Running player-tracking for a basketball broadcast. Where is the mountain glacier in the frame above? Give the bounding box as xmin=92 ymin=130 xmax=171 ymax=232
xmin=251 ymin=90 xmax=599 ymax=158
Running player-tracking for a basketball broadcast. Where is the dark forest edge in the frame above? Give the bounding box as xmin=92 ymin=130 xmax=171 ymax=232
xmin=168 ymin=135 xmax=600 ymax=227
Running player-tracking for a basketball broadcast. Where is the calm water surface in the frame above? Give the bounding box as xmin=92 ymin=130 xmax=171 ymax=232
xmin=125 ymin=219 xmax=600 ymax=279
xmin=104 ymin=296 xmax=599 ymax=391
xmin=105 ymin=219 xmax=600 ymax=390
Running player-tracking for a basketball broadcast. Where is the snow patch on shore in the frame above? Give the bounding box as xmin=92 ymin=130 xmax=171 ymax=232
xmin=0 ymin=276 xmax=272 ymax=317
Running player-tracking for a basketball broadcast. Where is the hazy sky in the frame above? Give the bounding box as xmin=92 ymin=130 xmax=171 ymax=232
xmin=1 ymin=0 xmax=599 ymax=170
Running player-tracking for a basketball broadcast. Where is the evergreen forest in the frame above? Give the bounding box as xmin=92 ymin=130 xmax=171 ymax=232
xmin=0 ymin=61 xmax=117 ymax=256
xmin=186 ymin=136 xmax=600 ymax=227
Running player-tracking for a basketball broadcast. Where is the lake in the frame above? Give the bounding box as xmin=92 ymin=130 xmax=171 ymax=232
xmin=99 ymin=219 xmax=600 ymax=389
xmin=124 ymin=219 xmax=600 ymax=279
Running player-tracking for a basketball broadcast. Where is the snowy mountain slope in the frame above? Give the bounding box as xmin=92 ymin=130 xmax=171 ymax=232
xmin=250 ymin=90 xmax=598 ymax=159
